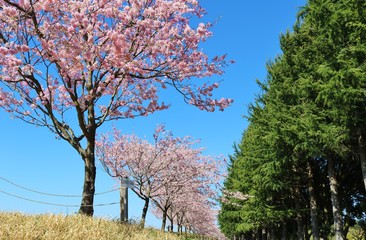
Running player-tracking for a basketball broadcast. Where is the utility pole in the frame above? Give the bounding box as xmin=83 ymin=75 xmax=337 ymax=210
xmin=120 ymin=178 xmax=134 ymax=223
xmin=120 ymin=184 xmax=128 ymax=222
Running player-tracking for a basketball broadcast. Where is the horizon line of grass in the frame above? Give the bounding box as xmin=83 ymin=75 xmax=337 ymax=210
xmin=0 ymin=211 xmax=188 ymax=240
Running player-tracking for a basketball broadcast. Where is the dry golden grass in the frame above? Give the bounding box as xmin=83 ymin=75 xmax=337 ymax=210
xmin=0 ymin=212 xmax=183 ymax=240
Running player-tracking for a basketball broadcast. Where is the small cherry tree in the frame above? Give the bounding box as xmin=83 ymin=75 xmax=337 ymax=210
xmin=0 ymin=0 xmax=232 ymax=215
xmin=181 ymin=195 xmax=225 ymax=239
xmin=151 ymin=190 xmax=225 ymax=238
xmin=96 ymin=125 xmax=184 ymax=226
xmin=151 ymin=146 xmax=225 ymax=231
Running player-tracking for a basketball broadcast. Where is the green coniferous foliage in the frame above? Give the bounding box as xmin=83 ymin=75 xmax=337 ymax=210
xmin=304 ymin=0 xmax=366 ymax=191
xmin=220 ymin=73 xmax=308 ymax=237
xmin=218 ymin=144 xmax=247 ymax=238
xmin=293 ymin=1 xmax=366 ymax=238
xmin=219 ymin=0 xmax=366 ymax=238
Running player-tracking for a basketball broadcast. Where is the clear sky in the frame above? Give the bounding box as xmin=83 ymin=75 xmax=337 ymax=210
xmin=0 ymin=0 xmax=305 ymax=228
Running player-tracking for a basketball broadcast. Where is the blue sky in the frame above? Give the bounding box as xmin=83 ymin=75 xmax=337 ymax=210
xmin=0 ymin=0 xmax=305 ymax=228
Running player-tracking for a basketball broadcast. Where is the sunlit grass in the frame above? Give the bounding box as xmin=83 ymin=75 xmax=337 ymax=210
xmin=0 ymin=212 xmax=184 ymax=240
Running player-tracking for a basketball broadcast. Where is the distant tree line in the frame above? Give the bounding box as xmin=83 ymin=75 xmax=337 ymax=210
xmin=96 ymin=125 xmax=226 ymax=239
xmin=218 ymin=0 xmax=366 ymax=239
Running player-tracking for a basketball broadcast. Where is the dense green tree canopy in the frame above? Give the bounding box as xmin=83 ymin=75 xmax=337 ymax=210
xmin=219 ymin=0 xmax=366 ymax=238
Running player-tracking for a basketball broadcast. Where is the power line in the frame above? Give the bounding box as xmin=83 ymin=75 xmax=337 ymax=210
xmin=0 ymin=189 xmax=120 ymax=207
xmin=0 ymin=176 xmax=118 ymax=197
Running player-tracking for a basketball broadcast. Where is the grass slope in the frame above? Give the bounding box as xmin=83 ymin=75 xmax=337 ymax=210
xmin=0 ymin=212 xmax=183 ymax=240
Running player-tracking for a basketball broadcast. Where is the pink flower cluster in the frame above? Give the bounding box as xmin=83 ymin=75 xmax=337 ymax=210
xmin=0 ymin=0 xmax=233 ymax=126
xmin=96 ymin=124 xmax=227 ymax=238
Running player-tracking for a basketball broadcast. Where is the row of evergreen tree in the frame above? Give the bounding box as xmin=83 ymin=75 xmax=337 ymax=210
xmin=218 ymin=0 xmax=366 ymax=239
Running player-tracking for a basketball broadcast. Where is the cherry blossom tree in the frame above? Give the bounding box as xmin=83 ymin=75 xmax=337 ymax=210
xmin=165 ymin=189 xmax=216 ymax=233
xmin=0 ymin=0 xmax=233 ymax=215
xmin=152 ymin=190 xmax=226 ymax=239
xmin=96 ymin=124 xmax=226 ymax=236
xmin=96 ymin=125 xmax=184 ymax=226
xmin=181 ymin=197 xmax=225 ymax=239
xmin=143 ymin=127 xmax=226 ymax=233
xmin=150 ymin=147 xmax=225 ymax=231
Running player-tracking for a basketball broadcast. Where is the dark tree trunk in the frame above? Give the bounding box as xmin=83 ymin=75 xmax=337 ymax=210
xmin=78 ymin=140 xmax=96 ymax=216
xmin=344 ymin=214 xmax=351 ymax=239
xmin=140 ymin=198 xmax=149 ymax=227
xmin=269 ymin=226 xmax=275 ymax=240
xmin=358 ymin=131 xmax=366 ymax=191
xmin=281 ymin=222 xmax=287 ymax=240
xmin=170 ymin=217 xmax=174 ymax=232
xmin=255 ymin=228 xmax=261 ymax=240
xmin=261 ymin=228 xmax=267 ymax=240
xmin=77 ymin=77 xmax=99 ymax=216
xmin=307 ymin=159 xmax=320 ymax=240
xmin=161 ymin=209 xmax=167 ymax=231
xmin=294 ymin=186 xmax=304 ymax=240
xmin=166 ymin=215 xmax=173 ymax=232
xmin=177 ymin=223 xmax=181 ymax=234
xmin=327 ymin=156 xmax=344 ymax=240
xmin=304 ymin=225 xmax=310 ymax=240
xmin=168 ymin=208 xmax=174 ymax=232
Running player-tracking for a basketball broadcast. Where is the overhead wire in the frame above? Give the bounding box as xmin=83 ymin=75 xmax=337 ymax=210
xmin=0 ymin=189 xmax=119 ymax=207
xmin=0 ymin=175 xmax=121 ymax=207
xmin=0 ymin=175 xmax=119 ymax=197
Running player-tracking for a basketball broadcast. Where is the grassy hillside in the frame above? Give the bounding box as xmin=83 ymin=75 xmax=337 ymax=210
xmin=0 ymin=212 xmax=184 ymax=240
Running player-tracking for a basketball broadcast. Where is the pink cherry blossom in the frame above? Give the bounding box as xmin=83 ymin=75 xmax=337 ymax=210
xmin=96 ymin=124 xmax=226 ymax=237
xmin=0 ymin=0 xmax=233 ymax=216
xmin=0 ymin=0 xmax=233 ymax=124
